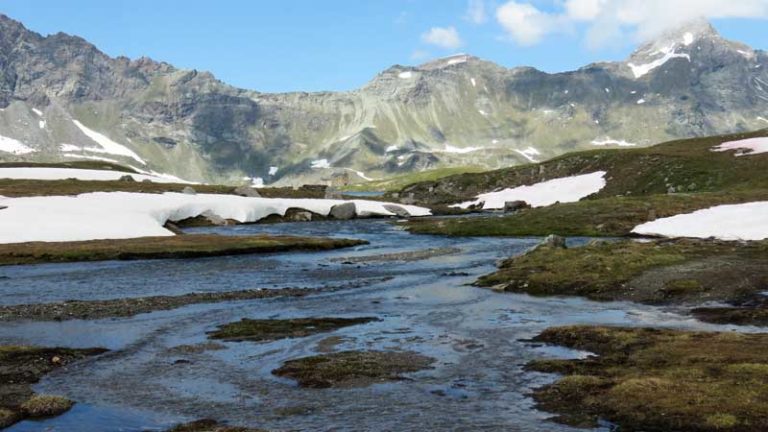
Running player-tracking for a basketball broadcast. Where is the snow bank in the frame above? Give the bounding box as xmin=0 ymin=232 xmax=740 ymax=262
xmin=632 ymin=202 xmax=768 ymax=241
xmin=0 ymin=167 xmax=188 ymax=184
xmin=712 ymin=137 xmax=768 ymax=157
xmin=398 ymin=71 xmax=413 ymax=79
xmin=0 ymin=192 xmax=431 ymax=244
xmin=0 ymin=135 xmax=36 ymax=155
xmin=453 ymin=171 xmax=607 ymax=210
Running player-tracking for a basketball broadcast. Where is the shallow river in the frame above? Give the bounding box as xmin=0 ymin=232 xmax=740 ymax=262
xmin=0 ymin=219 xmax=736 ymax=431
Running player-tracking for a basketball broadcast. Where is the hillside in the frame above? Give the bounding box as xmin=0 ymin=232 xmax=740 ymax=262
xmin=0 ymin=15 xmax=765 ymax=185
xmin=395 ymin=128 xmax=768 ymax=205
xmin=403 ymin=129 xmax=768 ymax=236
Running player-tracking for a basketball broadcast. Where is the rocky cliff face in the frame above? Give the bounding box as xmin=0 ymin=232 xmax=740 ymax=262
xmin=0 ymin=15 xmax=765 ymax=185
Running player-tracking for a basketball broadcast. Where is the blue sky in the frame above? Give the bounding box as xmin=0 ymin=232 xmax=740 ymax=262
xmin=2 ymin=0 xmax=766 ymax=93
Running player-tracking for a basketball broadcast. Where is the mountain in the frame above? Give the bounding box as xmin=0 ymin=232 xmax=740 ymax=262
xmin=0 ymin=15 xmax=765 ymax=185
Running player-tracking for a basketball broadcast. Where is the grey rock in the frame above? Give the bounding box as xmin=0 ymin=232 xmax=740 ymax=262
xmin=503 ymin=200 xmax=529 ymax=212
xmin=118 ymin=175 xmax=135 ymax=182
xmin=234 ymin=185 xmax=261 ymax=197
xmin=542 ymin=234 xmax=567 ymax=249
xmin=289 ymin=211 xmax=314 ymax=222
xmin=181 ymin=186 xmax=197 ymax=195
xmin=329 ymin=202 xmax=356 ymax=220
xmin=383 ymin=204 xmax=410 ymax=217
xmin=200 ymin=210 xmax=229 ymax=226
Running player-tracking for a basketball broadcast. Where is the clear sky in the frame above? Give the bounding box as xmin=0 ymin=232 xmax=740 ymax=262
xmin=2 ymin=0 xmax=766 ymax=93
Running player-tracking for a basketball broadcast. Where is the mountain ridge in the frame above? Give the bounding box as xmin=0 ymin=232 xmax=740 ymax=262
xmin=0 ymin=14 xmax=765 ymax=185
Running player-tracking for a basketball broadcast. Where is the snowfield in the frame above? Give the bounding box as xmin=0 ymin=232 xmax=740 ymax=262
xmin=453 ymin=171 xmax=607 ymax=210
xmin=632 ymin=202 xmax=768 ymax=241
xmin=0 ymin=135 xmax=37 ymax=155
xmin=0 ymin=167 xmax=191 ymax=184
xmin=0 ymin=192 xmax=431 ymax=244
xmin=712 ymin=137 xmax=768 ymax=157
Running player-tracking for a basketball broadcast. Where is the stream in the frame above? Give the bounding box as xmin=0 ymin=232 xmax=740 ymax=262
xmin=0 ymin=219 xmax=738 ymax=431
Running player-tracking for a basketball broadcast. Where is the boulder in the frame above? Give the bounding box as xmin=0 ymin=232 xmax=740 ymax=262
xmin=542 ymin=234 xmax=567 ymax=249
xmin=234 ymin=185 xmax=261 ymax=197
xmin=118 ymin=175 xmax=135 ymax=182
xmin=383 ymin=204 xmax=410 ymax=217
xmin=0 ymin=205 xmax=7 ymax=211
xmin=329 ymin=202 xmax=356 ymax=220
xmin=181 ymin=186 xmax=197 ymax=195
xmin=503 ymin=200 xmax=529 ymax=212
xmin=200 ymin=210 xmax=229 ymax=226
xmin=289 ymin=211 xmax=314 ymax=222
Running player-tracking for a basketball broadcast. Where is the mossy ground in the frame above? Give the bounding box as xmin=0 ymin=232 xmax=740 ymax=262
xmin=272 ymin=350 xmax=435 ymax=388
xmin=527 ymin=326 xmax=768 ymax=431
xmin=0 ymin=234 xmax=366 ymax=266
xmin=475 ymin=239 xmax=768 ymax=325
xmin=0 ymin=345 xmax=107 ymax=428
xmin=477 ymin=239 xmax=768 ymax=302
xmin=208 ymin=317 xmax=379 ymax=342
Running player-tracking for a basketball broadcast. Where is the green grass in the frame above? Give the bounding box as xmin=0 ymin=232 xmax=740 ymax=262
xmin=0 ymin=234 xmax=367 ymax=266
xmin=342 ymin=166 xmax=485 ymax=192
xmin=0 ymin=161 xmax=138 ymax=173
xmin=0 ymin=178 xmax=330 ymax=198
xmin=527 ymin=326 xmax=768 ymax=431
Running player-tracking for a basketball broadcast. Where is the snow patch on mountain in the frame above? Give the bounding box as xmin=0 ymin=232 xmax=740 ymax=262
xmin=344 ymin=168 xmax=375 ymax=181
xmin=443 ymin=144 xmax=482 ymax=154
xmin=0 ymin=135 xmax=36 ymax=155
xmin=515 ymin=147 xmax=540 ymax=163
xmin=453 ymin=171 xmax=607 ymax=210
xmin=72 ymin=120 xmax=146 ymax=165
xmin=31 ymin=108 xmax=43 ymax=116
xmin=311 ymin=159 xmax=331 ymax=169
xmin=632 ymin=202 xmax=768 ymax=241
xmin=0 ymin=167 xmax=188 ymax=183
xmin=628 ymin=44 xmax=691 ymax=79
xmin=591 ymin=138 xmax=637 ymax=147
xmin=683 ymin=32 xmax=695 ymax=46
xmin=268 ymin=166 xmax=279 ymax=176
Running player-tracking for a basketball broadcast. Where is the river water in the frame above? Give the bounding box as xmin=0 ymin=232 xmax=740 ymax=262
xmin=0 ymin=219 xmax=729 ymax=431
